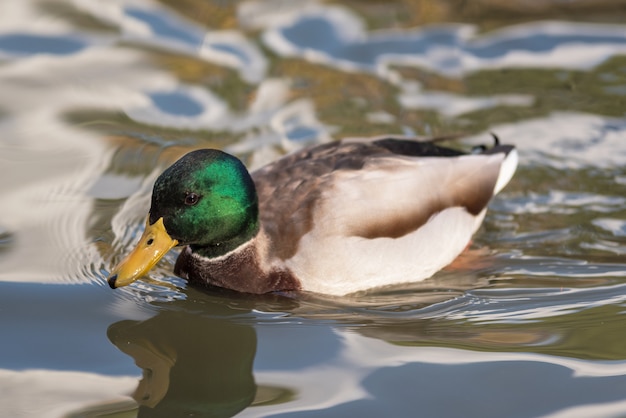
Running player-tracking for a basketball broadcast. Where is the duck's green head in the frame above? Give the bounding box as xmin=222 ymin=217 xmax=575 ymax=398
xmin=150 ymin=149 xmax=259 ymax=247
xmin=108 ymin=149 xmax=259 ymax=289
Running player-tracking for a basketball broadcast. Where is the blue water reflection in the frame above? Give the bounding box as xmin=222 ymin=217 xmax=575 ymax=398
xmin=119 ymin=4 xmax=267 ymax=82
xmin=125 ymin=7 xmax=202 ymax=47
xmin=358 ymin=361 xmax=626 ymax=418
xmin=149 ymin=91 xmax=205 ymax=117
xmin=281 ymin=17 xmax=462 ymax=67
xmin=265 ymin=8 xmax=626 ymax=77
xmin=468 ymin=32 xmax=626 ymax=58
xmin=0 ymin=33 xmax=86 ymax=56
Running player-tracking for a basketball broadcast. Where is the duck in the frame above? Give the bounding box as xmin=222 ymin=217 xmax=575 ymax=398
xmin=108 ymin=134 xmax=517 ymax=296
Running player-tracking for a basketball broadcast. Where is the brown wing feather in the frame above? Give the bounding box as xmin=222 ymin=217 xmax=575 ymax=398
xmin=353 ymin=158 xmax=501 ymax=239
xmin=251 ymin=137 xmax=503 ymax=259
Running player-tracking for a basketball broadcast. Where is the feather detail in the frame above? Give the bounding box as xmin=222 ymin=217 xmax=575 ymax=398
xmin=175 ymin=231 xmax=301 ymax=293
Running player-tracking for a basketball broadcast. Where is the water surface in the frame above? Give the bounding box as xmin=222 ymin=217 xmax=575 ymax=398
xmin=1 ymin=1 xmax=626 ymax=417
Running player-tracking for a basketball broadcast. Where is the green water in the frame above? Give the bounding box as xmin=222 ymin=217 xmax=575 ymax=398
xmin=1 ymin=1 xmax=626 ymax=417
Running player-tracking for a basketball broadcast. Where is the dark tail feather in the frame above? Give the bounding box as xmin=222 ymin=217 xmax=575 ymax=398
xmin=473 ymin=132 xmax=515 ymax=156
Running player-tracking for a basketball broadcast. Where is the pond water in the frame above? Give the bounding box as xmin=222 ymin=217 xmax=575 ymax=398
xmin=1 ymin=0 xmax=626 ymax=417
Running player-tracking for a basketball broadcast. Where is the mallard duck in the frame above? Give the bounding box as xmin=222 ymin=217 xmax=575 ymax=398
xmin=108 ymin=135 xmax=517 ymax=295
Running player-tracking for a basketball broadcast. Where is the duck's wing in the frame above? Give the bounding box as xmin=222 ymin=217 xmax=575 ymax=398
xmin=252 ymin=137 xmax=517 ymax=294
xmin=251 ymin=139 xmax=389 ymax=260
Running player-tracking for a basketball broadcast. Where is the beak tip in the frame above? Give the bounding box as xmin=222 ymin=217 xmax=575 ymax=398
xmin=108 ymin=275 xmax=118 ymax=289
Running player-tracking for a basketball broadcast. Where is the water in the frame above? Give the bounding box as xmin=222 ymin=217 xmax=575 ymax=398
xmin=1 ymin=0 xmax=626 ymax=417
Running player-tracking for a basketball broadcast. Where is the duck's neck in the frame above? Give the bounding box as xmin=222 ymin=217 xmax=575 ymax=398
xmin=175 ymin=228 xmax=301 ymax=294
xmin=190 ymin=220 xmax=260 ymax=259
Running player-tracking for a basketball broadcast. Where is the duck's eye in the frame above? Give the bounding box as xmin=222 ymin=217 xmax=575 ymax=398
xmin=184 ymin=192 xmax=200 ymax=206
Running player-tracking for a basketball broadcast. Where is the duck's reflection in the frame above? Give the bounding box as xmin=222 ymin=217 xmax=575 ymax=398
xmin=108 ymin=271 xmax=552 ymax=417
xmin=107 ymin=306 xmax=257 ymax=417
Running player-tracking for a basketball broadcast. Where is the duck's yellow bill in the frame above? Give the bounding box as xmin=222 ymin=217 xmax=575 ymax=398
xmin=108 ymin=217 xmax=178 ymax=289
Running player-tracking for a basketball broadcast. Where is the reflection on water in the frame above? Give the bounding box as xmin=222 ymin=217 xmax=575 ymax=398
xmin=103 ymin=290 xmax=303 ymax=417
xmin=264 ymin=5 xmax=626 ymax=76
xmin=108 ymin=309 xmax=257 ymax=417
xmin=1 ymin=0 xmax=626 ymax=416
xmin=93 ymin=285 xmax=626 ymax=417
xmin=0 ymin=33 xmax=87 ymax=56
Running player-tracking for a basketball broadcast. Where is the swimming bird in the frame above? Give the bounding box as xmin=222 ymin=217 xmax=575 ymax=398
xmin=108 ymin=135 xmax=517 ymax=295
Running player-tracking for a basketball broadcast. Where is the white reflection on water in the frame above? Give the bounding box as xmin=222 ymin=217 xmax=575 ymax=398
xmin=123 ymin=78 xmax=333 ymax=153
xmin=262 ymin=3 xmax=626 ymax=77
xmin=74 ymin=0 xmax=268 ymax=83
xmin=243 ymin=329 xmax=626 ymax=417
xmin=398 ymin=89 xmax=534 ymax=118
xmin=467 ymin=112 xmax=626 ymax=169
xmin=593 ymin=218 xmax=626 ymax=237
xmin=0 ymin=368 xmax=137 ymax=418
xmin=498 ymin=189 xmax=626 ymax=215
xmin=427 ymin=283 xmax=626 ymax=323
xmin=0 ymin=48 xmax=150 ymax=284
xmin=125 ymin=84 xmax=229 ymax=129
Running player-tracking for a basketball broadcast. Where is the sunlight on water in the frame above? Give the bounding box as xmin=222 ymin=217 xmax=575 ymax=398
xmin=0 ymin=0 xmax=626 ymax=417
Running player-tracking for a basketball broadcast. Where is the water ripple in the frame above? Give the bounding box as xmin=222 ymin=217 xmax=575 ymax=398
xmin=498 ymin=190 xmax=626 ymax=214
xmin=75 ymin=0 xmax=268 ymax=83
xmin=430 ymin=283 xmax=626 ymax=324
xmin=467 ymin=112 xmax=626 ymax=169
xmin=262 ymin=5 xmax=626 ymax=78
